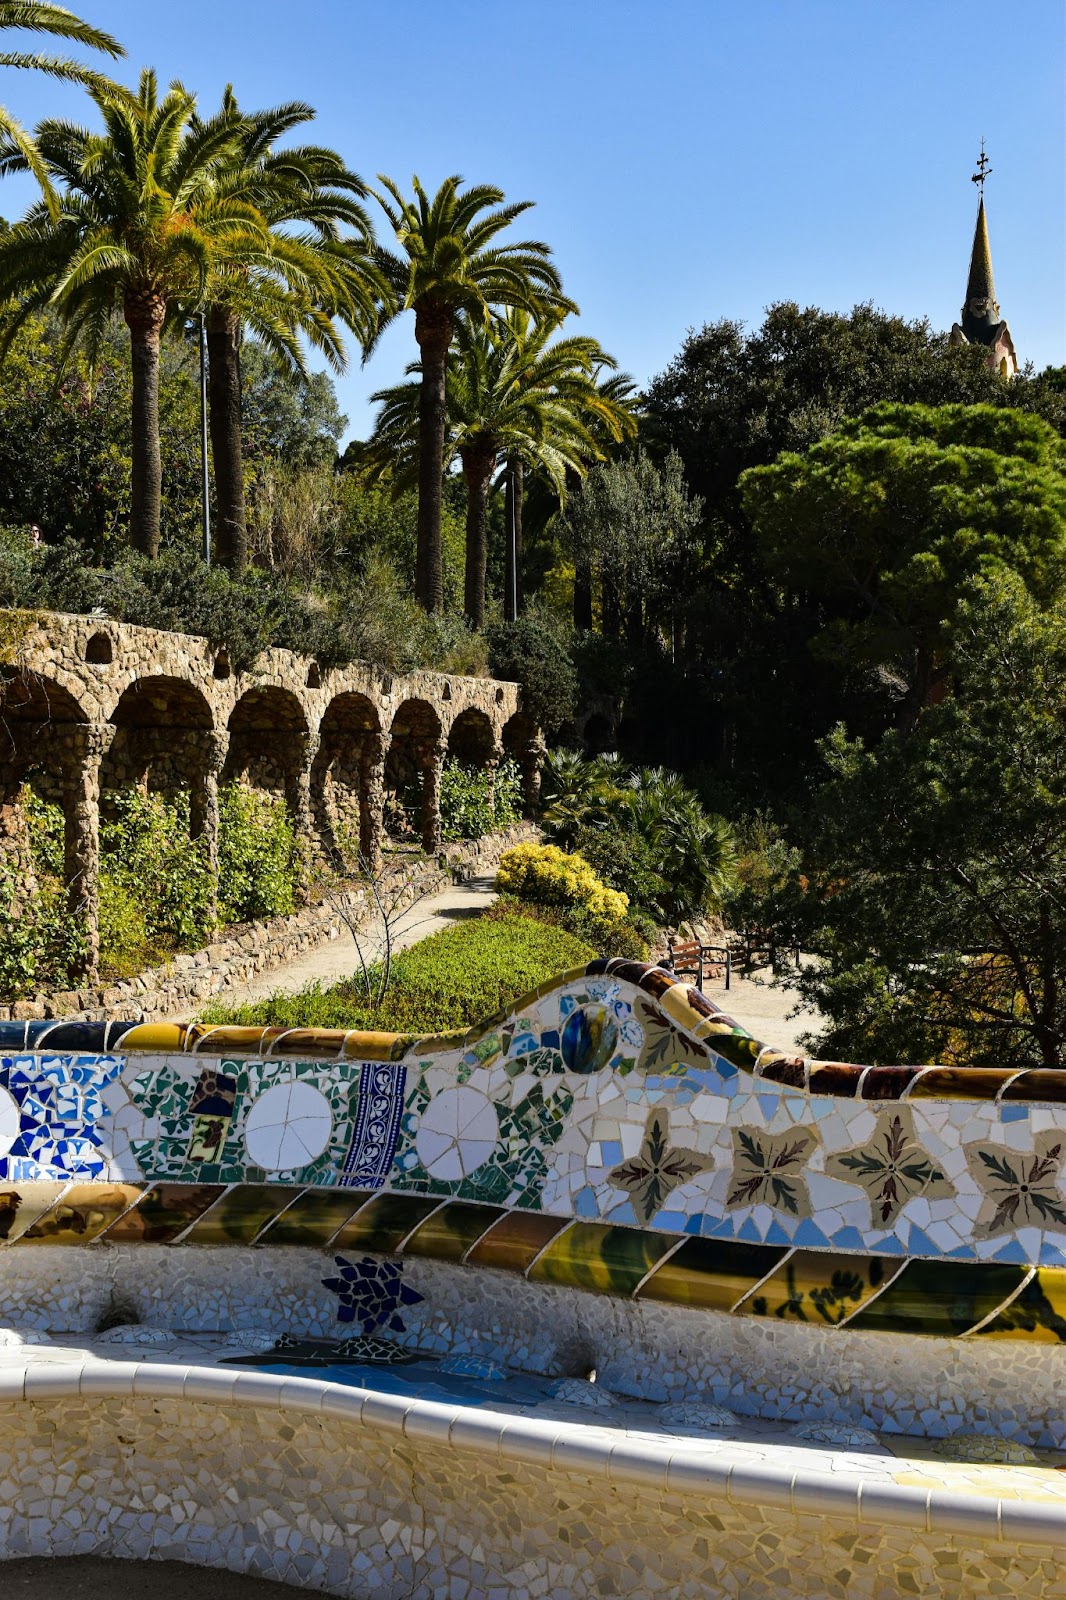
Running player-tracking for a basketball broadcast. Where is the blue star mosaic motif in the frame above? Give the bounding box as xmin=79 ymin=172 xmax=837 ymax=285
xmin=0 ymin=1054 xmax=124 ymax=1180
xmin=322 ymin=1255 xmax=424 ymax=1334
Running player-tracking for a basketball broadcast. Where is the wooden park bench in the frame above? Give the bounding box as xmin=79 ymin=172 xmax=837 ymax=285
xmin=666 ymin=936 xmax=732 ymax=992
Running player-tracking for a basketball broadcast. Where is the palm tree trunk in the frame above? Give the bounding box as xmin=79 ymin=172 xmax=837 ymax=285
xmin=206 ymin=305 xmax=247 ymax=573
xmin=413 ymin=302 xmax=452 ymax=613
xmin=460 ymin=439 xmax=497 ymax=629
xmin=123 ymin=286 xmax=166 ymax=558
xmin=504 ymin=455 xmax=525 ymax=621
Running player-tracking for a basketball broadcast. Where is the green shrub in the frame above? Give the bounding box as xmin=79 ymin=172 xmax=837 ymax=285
xmin=487 ymin=617 xmax=578 ymax=736
xmin=439 ymin=756 xmax=522 ymax=843
xmin=483 ymin=895 xmax=649 ymax=962
xmin=0 ymin=862 xmax=86 ymax=997
xmin=101 ymin=790 xmax=214 ymax=948
xmin=570 ymin=823 xmax=669 ymax=929
xmin=496 ymin=841 xmax=629 ymax=940
xmin=21 ymin=783 xmax=65 ymax=877
xmin=200 ymin=909 xmax=596 ymax=1034
xmin=217 ymin=785 xmax=297 ymax=922
xmin=98 ymin=876 xmax=161 ymax=979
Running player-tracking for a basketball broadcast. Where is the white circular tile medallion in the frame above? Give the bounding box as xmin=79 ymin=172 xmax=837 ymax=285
xmin=0 ymin=1085 xmax=20 ymax=1159
xmin=416 ymin=1085 xmax=499 ymax=1182
xmin=243 ymin=1081 xmax=333 ymax=1172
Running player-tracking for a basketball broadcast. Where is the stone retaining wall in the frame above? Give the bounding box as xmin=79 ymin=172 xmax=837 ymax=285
xmin=3 ymin=824 xmax=535 ymax=1023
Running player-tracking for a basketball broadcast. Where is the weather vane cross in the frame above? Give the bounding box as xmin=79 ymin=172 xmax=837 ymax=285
xmin=972 ymin=139 xmax=992 ymax=194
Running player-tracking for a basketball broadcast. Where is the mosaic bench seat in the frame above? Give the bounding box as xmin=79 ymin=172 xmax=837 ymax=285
xmin=0 ymin=959 xmax=1064 ymax=1598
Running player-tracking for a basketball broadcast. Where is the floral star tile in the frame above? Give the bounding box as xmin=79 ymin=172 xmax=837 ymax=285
xmin=825 ymin=1107 xmax=953 ymax=1228
xmin=608 ymin=1108 xmax=713 ymax=1223
xmin=965 ymin=1132 xmax=1066 ymax=1239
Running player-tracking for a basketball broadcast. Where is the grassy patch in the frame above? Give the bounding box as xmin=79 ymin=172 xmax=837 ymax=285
xmin=199 ymin=908 xmax=595 ymax=1035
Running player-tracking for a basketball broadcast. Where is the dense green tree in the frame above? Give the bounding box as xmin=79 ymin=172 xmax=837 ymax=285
xmin=0 ymin=69 xmax=264 ymax=555
xmin=372 ymin=174 xmax=572 ymax=613
xmin=742 ymin=403 xmax=1066 ymax=725
xmin=0 ymin=1 xmax=122 ymax=205
xmin=560 ymin=450 xmax=702 ymax=640
xmin=791 ymin=575 xmax=1066 ymax=1070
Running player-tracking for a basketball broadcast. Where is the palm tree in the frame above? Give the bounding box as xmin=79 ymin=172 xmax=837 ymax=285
xmin=0 ymin=69 xmax=262 ymax=555
xmin=0 ymin=2 xmax=123 ymax=208
xmin=192 ymin=89 xmax=385 ymax=571
xmin=367 ymin=310 xmax=631 ymax=627
xmin=372 ymin=174 xmax=573 ymax=613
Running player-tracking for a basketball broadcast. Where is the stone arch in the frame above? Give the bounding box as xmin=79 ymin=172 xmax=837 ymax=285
xmin=105 ymin=676 xmax=215 ymax=801
xmin=225 ymin=686 xmax=309 ymax=797
xmin=502 ymin=710 xmax=544 ymax=820
xmin=0 ymin=671 xmax=106 ymax=974
xmin=314 ymin=691 xmax=384 ymax=869
xmin=385 ymin=698 xmax=443 ymax=853
xmin=447 ymin=706 xmax=497 ymax=767
xmin=225 ymin=688 xmax=314 ymax=884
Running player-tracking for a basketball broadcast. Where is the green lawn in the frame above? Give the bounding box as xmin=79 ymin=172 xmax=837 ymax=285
xmin=199 ymin=908 xmax=595 ymax=1035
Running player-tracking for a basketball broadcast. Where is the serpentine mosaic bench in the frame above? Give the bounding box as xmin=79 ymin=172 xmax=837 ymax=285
xmin=1 ymin=959 xmax=1065 ymax=1597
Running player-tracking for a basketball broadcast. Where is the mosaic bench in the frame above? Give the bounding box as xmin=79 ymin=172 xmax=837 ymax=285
xmin=1 ymin=959 xmax=1065 ymax=1597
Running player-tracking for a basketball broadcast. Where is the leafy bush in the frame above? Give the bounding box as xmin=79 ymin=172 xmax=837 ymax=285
xmin=496 ymin=841 xmax=629 ymax=939
xmin=0 ymin=863 xmax=86 ymax=997
xmin=540 ymin=751 xmax=738 ymax=927
xmin=483 ymin=895 xmax=649 ymax=962
xmin=217 ymin=785 xmax=297 ymax=923
xmin=100 ymin=791 xmax=214 ymax=948
xmin=487 ymin=617 xmax=578 ymax=736
xmin=439 ymin=756 xmax=523 ymax=843
xmin=200 ymin=908 xmax=596 ymax=1034
xmin=98 ymin=877 xmax=160 ymax=980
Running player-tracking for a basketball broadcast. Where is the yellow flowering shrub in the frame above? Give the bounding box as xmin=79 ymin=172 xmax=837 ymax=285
xmin=496 ymin=842 xmax=629 ymax=931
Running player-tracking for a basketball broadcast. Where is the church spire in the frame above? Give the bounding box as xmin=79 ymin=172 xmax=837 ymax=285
xmin=949 ymin=141 xmax=1018 ymax=377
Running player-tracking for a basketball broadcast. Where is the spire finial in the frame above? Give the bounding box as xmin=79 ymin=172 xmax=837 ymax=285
xmin=971 ymin=138 xmax=992 ymax=196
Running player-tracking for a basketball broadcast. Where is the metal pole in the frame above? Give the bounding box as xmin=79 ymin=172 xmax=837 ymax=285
xmin=199 ymin=312 xmax=211 ymax=566
xmin=508 ymin=460 xmax=518 ymax=622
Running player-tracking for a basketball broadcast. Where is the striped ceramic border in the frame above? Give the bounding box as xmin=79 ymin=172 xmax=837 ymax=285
xmin=3 ymin=959 xmax=1063 ymax=1106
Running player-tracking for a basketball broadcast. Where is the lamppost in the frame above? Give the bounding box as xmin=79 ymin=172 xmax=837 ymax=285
xmin=198 ymin=310 xmax=211 ymax=566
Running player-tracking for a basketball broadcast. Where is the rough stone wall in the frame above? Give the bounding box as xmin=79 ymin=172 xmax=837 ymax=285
xmin=0 ymin=610 xmax=542 ymax=988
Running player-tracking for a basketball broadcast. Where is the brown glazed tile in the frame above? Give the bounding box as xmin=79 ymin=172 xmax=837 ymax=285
xmin=103 ymin=1183 xmax=226 ymax=1243
xmin=266 ymin=1029 xmax=348 ymax=1060
xmin=861 ymin=1066 xmax=923 ymax=1100
xmin=1000 ymin=1070 xmax=1066 ymax=1104
xmin=757 ymin=1055 xmax=807 ymax=1089
xmin=806 ymin=1062 xmax=864 ymax=1098
xmin=905 ymin=1067 xmax=1017 ymax=1101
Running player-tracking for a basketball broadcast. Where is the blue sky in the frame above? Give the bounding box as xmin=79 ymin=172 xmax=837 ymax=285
xmin=3 ymin=0 xmax=1063 ymax=441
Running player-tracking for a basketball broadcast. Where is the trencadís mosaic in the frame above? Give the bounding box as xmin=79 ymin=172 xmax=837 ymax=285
xmin=2 ymin=958 xmax=1066 ymax=1343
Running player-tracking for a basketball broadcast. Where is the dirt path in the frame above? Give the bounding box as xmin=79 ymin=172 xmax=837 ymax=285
xmin=214 ymin=874 xmax=501 ymax=1010
xmin=207 ymin=876 xmax=822 ymax=1054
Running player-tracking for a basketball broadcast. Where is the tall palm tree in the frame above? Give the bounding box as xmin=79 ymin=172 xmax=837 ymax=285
xmin=0 ymin=68 xmax=262 ymax=555
xmin=0 ymin=2 xmax=123 ymax=208
xmin=372 ymin=174 xmax=573 ymax=613
xmin=367 ymin=311 xmax=633 ymax=627
xmin=367 ymin=311 xmax=629 ymax=627
xmin=192 ymin=89 xmax=385 ymax=571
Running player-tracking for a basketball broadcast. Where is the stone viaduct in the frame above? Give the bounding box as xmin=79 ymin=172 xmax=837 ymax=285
xmin=0 ymin=612 xmax=541 ymax=976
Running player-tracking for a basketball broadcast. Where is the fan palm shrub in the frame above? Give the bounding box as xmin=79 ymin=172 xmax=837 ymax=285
xmin=371 ymin=173 xmax=573 ymax=613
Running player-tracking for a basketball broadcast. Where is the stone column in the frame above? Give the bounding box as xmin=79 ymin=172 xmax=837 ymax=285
xmin=520 ymin=732 xmax=546 ymax=821
xmin=359 ymin=732 xmax=387 ymax=874
xmin=484 ymin=747 xmax=501 ymax=827
xmin=419 ymin=738 xmax=445 ymax=856
xmin=191 ymin=731 xmax=228 ymax=921
xmin=62 ymin=725 xmax=110 ymax=980
xmin=288 ymin=731 xmax=320 ymax=899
